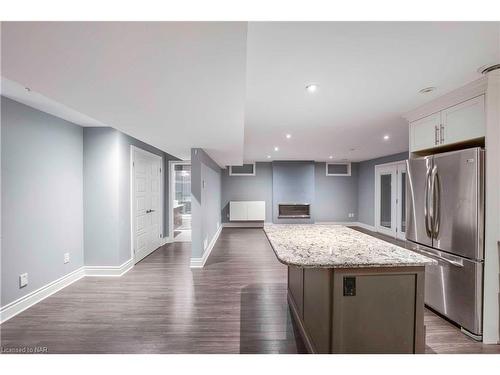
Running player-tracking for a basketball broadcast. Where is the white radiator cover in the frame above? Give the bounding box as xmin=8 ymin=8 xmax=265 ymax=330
xmin=229 ymin=201 xmax=266 ymax=221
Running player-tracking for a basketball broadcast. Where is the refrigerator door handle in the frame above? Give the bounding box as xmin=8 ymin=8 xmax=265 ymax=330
xmin=424 ymin=165 xmax=432 ymax=237
xmin=431 ymin=166 xmax=441 ymax=238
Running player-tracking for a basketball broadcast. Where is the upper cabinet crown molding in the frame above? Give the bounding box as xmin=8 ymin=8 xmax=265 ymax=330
xmin=404 ymin=77 xmax=487 ymax=123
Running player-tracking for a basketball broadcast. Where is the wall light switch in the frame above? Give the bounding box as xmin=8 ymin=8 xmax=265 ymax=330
xmin=64 ymin=252 xmax=70 ymax=264
xmin=19 ymin=273 xmax=28 ymax=288
xmin=204 ymin=238 xmax=208 ymax=250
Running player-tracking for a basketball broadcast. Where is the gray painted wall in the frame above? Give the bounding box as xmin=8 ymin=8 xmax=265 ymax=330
xmin=357 ymin=151 xmax=409 ymax=226
xmin=220 ymin=161 xmax=360 ymax=224
xmin=220 ymin=162 xmax=273 ymax=223
xmin=191 ymin=148 xmax=221 ymax=258
xmin=1 ymin=97 xmax=84 ymax=306
xmin=83 ymin=127 xmax=121 ymax=266
xmin=272 ymin=161 xmax=315 ymax=224
xmin=314 ymin=162 xmax=358 ymax=223
xmin=84 ymin=127 xmax=179 ymax=266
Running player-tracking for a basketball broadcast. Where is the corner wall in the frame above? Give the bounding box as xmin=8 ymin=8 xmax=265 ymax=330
xmin=191 ymin=148 xmax=222 ymax=259
xmin=84 ymin=127 xmax=179 ymax=266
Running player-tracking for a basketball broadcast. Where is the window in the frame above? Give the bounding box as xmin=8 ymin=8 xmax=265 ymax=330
xmin=229 ymin=163 xmax=256 ymax=176
xmin=326 ymin=162 xmax=351 ymax=176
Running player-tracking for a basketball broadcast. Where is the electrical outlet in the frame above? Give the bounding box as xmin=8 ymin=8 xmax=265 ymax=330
xmin=216 ymin=221 xmax=220 ymax=228
xmin=19 ymin=273 xmax=28 ymax=288
xmin=64 ymin=252 xmax=70 ymax=264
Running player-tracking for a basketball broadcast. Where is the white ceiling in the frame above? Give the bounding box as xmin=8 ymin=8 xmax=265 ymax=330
xmin=1 ymin=22 xmax=499 ymax=165
xmin=0 ymin=22 xmax=248 ymax=166
xmin=245 ymin=22 xmax=500 ymax=162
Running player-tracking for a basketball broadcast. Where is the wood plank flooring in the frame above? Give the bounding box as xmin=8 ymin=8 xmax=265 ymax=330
xmin=1 ymin=227 xmax=498 ymax=354
xmin=0 ymin=228 xmax=305 ymax=354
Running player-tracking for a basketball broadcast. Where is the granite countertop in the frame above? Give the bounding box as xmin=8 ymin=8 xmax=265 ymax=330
xmin=263 ymin=224 xmax=436 ymax=268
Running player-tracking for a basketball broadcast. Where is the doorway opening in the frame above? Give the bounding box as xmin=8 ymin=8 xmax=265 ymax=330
xmin=169 ymin=161 xmax=192 ymax=242
xmin=374 ymin=160 xmax=407 ymax=240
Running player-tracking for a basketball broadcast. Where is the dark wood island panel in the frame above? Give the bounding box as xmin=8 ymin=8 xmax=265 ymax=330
xmin=288 ymin=266 xmax=426 ymax=354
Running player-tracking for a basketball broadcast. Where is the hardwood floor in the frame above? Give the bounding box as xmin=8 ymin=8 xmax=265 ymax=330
xmin=0 ymin=228 xmax=305 ymax=354
xmin=1 ymin=227 xmax=498 ymax=354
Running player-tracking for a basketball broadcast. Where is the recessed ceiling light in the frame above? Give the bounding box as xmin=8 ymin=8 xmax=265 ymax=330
xmin=305 ymin=84 xmax=318 ymax=93
xmin=286 ymin=134 xmax=292 ymax=139
xmin=25 ymin=87 xmax=31 ymax=92
xmin=419 ymin=87 xmax=436 ymax=94
xmin=274 ymin=146 xmax=279 ymax=152
xmin=329 ymin=155 xmax=333 ymax=159
xmin=383 ymin=135 xmax=390 ymax=140
xmin=267 ymin=155 xmax=271 ymax=159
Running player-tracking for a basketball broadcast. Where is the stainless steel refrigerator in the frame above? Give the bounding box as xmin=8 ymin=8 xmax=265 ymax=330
xmin=406 ymin=147 xmax=484 ymax=339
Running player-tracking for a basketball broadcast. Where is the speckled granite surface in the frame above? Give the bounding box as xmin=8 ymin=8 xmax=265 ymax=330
xmin=263 ymin=224 xmax=436 ymax=268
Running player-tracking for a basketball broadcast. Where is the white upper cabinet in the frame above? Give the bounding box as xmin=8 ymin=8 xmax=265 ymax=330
xmin=410 ymin=112 xmax=441 ymax=152
xmin=409 ymin=95 xmax=485 ymax=152
xmin=441 ymin=95 xmax=485 ymax=146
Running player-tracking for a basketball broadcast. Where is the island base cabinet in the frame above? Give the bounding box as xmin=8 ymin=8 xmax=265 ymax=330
xmin=288 ymin=266 xmax=425 ymax=354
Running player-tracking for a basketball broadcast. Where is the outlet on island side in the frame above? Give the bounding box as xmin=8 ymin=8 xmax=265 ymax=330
xmin=64 ymin=252 xmax=70 ymax=264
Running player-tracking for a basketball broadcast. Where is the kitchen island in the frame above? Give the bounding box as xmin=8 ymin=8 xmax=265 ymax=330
xmin=263 ymin=224 xmax=436 ymax=354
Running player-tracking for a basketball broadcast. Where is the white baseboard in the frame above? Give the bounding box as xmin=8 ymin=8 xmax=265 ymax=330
xmin=353 ymin=222 xmax=376 ymax=232
xmin=0 ymin=266 xmax=86 ymax=324
xmin=190 ymin=224 xmax=222 ymax=268
xmin=315 ymin=221 xmax=376 ymax=232
xmin=161 ymin=236 xmax=173 ymax=245
xmin=1 ymin=258 xmax=136 ymax=324
xmin=85 ymin=258 xmax=134 ymax=277
xmin=222 ymin=222 xmax=273 ymax=228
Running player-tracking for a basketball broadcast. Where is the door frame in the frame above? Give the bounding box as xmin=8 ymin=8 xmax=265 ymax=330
xmin=168 ymin=160 xmax=191 ymax=240
xmin=130 ymin=145 xmax=164 ymax=264
xmin=374 ymin=160 xmax=407 ymax=239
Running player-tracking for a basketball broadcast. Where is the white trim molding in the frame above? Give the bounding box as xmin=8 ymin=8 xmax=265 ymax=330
xmin=190 ymin=224 xmax=222 ymax=268
xmin=315 ymin=221 xmax=376 ymax=232
xmin=85 ymin=258 xmax=134 ymax=277
xmin=222 ymin=222 xmax=268 ymax=228
xmin=1 ymin=258 xmax=137 ymax=324
xmin=0 ymin=266 xmax=86 ymax=324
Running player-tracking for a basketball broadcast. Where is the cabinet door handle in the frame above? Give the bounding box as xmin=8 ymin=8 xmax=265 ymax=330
xmin=434 ymin=126 xmax=439 ymax=145
xmin=439 ymin=124 xmax=444 ymax=144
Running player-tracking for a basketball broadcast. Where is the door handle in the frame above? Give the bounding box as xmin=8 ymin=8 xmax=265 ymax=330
xmin=439 ymin=124 xmax=444 ymax=144
xmin=431 ymin=168 xmax=440 ymax=238
xmin=434 ymin=125 xmax=439 ymax=145
xmin=146 ymin=209 xmax=155 ymax=214
xmin=424 ymin=165 xmax=432 ymax=237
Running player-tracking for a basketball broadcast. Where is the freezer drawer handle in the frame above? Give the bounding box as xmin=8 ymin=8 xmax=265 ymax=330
xmin=416 ymin=248 xmax=464 ymax=268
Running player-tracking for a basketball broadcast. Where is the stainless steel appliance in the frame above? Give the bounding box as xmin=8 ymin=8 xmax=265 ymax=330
xmin=406 ymin=147 xmax=484 ymax=339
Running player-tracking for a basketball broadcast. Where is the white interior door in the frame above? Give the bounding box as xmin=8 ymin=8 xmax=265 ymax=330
xmin=375 ymin=161 xmax=406 ymax=239
xmin=133 ymin=148 xmax=162 ymax=263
